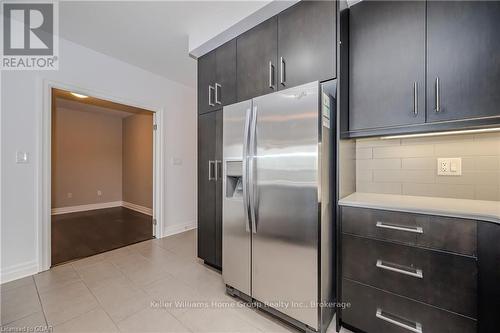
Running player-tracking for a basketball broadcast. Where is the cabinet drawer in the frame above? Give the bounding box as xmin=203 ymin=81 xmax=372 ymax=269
xmin=342 ymin=278 xmax=476 ymax=333
xmin=342 ymin=234 xmax=477 ymax=318
xmin=341 ymin=206 xmax=477 ymax=256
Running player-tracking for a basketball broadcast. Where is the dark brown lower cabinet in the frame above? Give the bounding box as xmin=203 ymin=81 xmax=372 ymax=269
xmin=197 ymin=109 xmax=222 ymax=269
xmin=342 ymin=234 xmax=477 ymax=318
xmin=340 ymin=206 xmax=499 ymax=333
xmin=478 ymin=222 xmax=500 ymax=333
xmin=342 ymin=279 xmax=476 ymax=333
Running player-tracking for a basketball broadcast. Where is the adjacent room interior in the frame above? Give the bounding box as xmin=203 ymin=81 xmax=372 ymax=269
xmin=51 ymin=88 xmax=155 ymax=265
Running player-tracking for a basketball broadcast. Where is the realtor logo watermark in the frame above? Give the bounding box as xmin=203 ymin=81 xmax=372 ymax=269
xmin=1 ymin=1 xmax=59 ymax=70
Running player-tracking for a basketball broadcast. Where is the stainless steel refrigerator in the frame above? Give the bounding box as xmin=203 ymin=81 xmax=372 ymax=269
xmin=222 ymin=80 xmax=336 ymax=333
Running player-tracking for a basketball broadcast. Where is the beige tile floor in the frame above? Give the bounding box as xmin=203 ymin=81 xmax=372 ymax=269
xmin=1 ymin=230 xmax=352 ymax=333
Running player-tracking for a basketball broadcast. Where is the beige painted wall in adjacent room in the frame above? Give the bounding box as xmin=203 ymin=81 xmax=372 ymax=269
xmin=122 ymin=113 xmax=153 ymax=208
xmin=354 ymin=132 xmax=500 ymax=201
xmin=51 ymin=107 xmax=123 ymax=208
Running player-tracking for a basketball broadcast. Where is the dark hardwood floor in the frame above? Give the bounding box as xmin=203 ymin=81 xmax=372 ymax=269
xmin=51 ymin=207 xmax=153 ymax=265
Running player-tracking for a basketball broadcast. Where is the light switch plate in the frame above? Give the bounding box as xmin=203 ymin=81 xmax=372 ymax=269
xmin=16 ymin=151 xmax=29 ymax=164
xmin=437 ymin=158 xmax=462 ymax=176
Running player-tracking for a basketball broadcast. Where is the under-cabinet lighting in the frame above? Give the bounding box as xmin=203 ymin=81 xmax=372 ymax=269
xmin=380 ymin=127 xmax=500 ymax=140
xmin=70 ymin=92 xmax=88 ymax=99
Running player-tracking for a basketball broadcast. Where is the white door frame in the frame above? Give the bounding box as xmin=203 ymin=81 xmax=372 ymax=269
xmin=38 ymin=79 xmax=164 ymax=272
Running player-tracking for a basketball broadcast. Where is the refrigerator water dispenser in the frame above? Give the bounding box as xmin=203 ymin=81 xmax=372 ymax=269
xmin=225 ymin=160 xmax=243 ymax=199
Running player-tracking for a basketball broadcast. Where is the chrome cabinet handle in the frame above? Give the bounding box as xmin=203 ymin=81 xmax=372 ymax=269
xmin=376 ymin=309 xmax=423 ymax=333
xmin=376 ymin=259 xmax=423 ymax=279
xmin=208 ymin=85 xmax=215 ymax=107
xmin=376 ymin=221 xmax=423 ymax=234
xmin=215 ymin=83 xmax=221 ymax=105
xmin=214 ymin=160 xmax=221 ymax=181
xmin=280 ymin=57 xmax=286 ymax=86
xmin=435 ymin=77 xmax=440 ymax=113
xmin=208 ymin=160 xmax=215 ymax=181
xmin=268 ymin=61 xmax=275 ymax=89
xmin=413 ymin=82 xmax=418 ymax=116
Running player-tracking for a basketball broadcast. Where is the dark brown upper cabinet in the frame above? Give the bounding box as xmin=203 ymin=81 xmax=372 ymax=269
xmin=345 ymin=0 xmax=500 ymax=137
xmin=198 ymin=40 xmax=236 ymax=115
xmin=198 ymin=50 xmax=217 ymax=115
xmin=237 ymin=17 xmax=278 ymax=101
xmin=215 ymin=40 xmax=237 ymax=109
xmin=348 ymin=1 xmax=426 ymax=131
xmin=277 ymin=0 xmax=336 ymax=90
xmin=426 ymin=1 xmax=500 ymax=123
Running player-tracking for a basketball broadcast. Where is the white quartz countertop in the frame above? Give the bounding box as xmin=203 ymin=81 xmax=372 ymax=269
xmin=339 ymin=192 xmax=500 ymax=224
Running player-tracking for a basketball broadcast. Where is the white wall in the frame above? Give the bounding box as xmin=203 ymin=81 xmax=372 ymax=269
xmin=52 ymin=106 xmax=124 ymax=208
xmin=0 ymin=37 xmax=197 ymax=282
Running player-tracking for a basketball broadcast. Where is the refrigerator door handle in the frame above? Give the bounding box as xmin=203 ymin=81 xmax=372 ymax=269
xmin=249 ymin=106 xmax=258 ymax=234
xmin=242 ymin=108 xmax=252 ymax=232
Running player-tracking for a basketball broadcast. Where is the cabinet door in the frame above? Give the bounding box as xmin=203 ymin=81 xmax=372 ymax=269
xmin=349 ymin=1 xmax=425 ymax=131
xmin=197 ymin=112 xmax=216 ymax=264
xmin=237 ymin=17 xmax=277 ymax=101
xmin=198 ymin=50 xmax=217 ymax=115
xmin=278 ymin=0 xmax=336 ymax=90
xmin=478 ymin=221 xmax=500 ymax=332
xmin=215 ymin=40 xmax=237 ymax=107
xmin=427 ymin=1 xmax=500 ymax=122
xmin=214 ymin=110 xmax=223 ymax=268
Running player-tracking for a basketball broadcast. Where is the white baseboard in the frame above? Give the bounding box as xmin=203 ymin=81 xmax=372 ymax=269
xmin=121 ymin=201 xmax=152 ymax=216
xmin=1 ymin=224 xmax=196 ymax=283
xmin=162 ymin=221 xmax=197 ymax=238
xmin=51 ymin=201 xmax=123 ymax=215
xmin=0 ymin=260 xmax=38 ymax=284
xmin=51 ymin=201 xmax=152 ymax=216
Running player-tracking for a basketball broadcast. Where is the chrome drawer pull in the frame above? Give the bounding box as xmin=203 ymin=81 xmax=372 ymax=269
xmin=376 ymin=309 xmax=423 ymax=333
xmin=376 ymin=221 xmax=423 ymax=234
xmin=376 ymin=260 xmax=423 ymax=279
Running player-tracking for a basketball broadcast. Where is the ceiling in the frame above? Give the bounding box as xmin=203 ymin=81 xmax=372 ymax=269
xmin=53 ymin=88 xmax=153 ymax=118
xmin=59 ymin=1 xmax=270 ymax=88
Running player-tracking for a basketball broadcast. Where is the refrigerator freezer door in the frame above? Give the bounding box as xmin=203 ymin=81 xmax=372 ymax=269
xmin=252 ymin=82 xmax=319 ymax=329
xmin=222 ymin=100 xmax=252 ymax=295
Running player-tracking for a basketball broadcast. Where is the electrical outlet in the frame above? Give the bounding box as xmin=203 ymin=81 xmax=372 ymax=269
xmin=437 ymin=158 xmax=462 ymax=176
xmin=67 ymin=192 xmax=72 ymax=198
xmin=97 ymin=190 xmax=102 ymax=196
xmin=439 ymin=159 xmax=449 ymax=174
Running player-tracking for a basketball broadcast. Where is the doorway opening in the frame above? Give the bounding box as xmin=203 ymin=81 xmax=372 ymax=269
xmin=50 ymin=88 xmax=156 ymax=265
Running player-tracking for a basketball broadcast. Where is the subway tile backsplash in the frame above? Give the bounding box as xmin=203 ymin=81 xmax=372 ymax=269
xmin=355 ymin=132 xmax=500 ymax=201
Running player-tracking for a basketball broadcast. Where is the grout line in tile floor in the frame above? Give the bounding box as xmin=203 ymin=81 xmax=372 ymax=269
xmin=32 ymin=276 xmax=49 ymax=327
xmin=71 ymin=267 xmax=121 ymax=331
xmin=64 ymin=237 xmax=194 ymax=331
